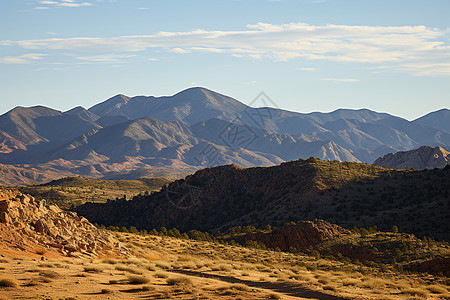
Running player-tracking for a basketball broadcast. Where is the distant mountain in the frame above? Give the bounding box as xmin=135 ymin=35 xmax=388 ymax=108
xmin=413 ymin=108 xmax=450 ymax=133
xmin=89 ymin=88 xmax=247 ymax=123
xmin=74 ymin=159 xmax=450 ymax=240
xmin=373 ymin=146 xmax=450 ymax=169
xmin=0 ymin=87 xmax=448 ymax=185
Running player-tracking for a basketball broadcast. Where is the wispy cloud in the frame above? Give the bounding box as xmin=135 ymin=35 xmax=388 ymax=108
xmin=36 ymin=0 xmax=93 ymax=9
xmin=298 ymin=67 xmax=316 ymax=71
xmin=2 ymin=22 xmax=449 ymax=76
xmin=76 ymin=53 xmax=137 ymax=63
xmin=0 ymin=53 xmax=47 ymax=64
xmin=320 ymin=78 xmax=360 ymax=83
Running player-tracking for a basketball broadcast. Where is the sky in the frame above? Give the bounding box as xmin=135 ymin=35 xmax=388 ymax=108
xmin=0 ymin=0 xmax=449 ymax=120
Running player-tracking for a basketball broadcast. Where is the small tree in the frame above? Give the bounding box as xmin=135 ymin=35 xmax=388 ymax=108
xmin=392 ymin=225 xmax=399 ymax=233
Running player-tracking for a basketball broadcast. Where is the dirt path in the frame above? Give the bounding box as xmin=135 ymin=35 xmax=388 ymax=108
xmin=169 ymin=269 xmax=346 ymax=300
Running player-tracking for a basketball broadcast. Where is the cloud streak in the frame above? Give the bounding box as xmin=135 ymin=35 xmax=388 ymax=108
xmin=321 ymin=78 xmax=360 ymax=83
xmin=36 ymin=0 xmax=93 ymax=8
xmin=0 ymin=53 xmax=47 ymax=64
xmin=1 ymin=22 xmax=449 ymax=75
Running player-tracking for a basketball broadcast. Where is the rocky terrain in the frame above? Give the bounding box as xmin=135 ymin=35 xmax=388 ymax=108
xmin=236 ymin=220 xmax=351 ymax=251
xmin=373 ymin=145 xmax=450 ymax=169
xmin=74 ymin=158 xmax=450 ymax=240
xmin=0 ymin=87 xmax=449 ymax=186
xmin=0 ymin=187 xmax=130 ymax=259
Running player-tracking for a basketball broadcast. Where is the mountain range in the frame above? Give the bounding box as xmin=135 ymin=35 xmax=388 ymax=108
xmin=0 ymin=87 xmax=449 ymax=186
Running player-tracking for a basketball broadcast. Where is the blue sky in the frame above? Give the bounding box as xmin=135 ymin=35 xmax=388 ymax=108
xmin=1 ymin=0 xmax=449 ymax=120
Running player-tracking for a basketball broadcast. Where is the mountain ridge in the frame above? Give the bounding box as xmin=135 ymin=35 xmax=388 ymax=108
xmin=0 ymin=87 xmax=449 ymax=186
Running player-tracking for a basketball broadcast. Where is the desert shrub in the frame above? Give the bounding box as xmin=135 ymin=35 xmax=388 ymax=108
xmin=83 ymin=266 xmax=103 ymax=273
xmin=0 ymin=279 xmax=17 ymax=288
xmin=128 ymin=276 xmax=150 ymax=285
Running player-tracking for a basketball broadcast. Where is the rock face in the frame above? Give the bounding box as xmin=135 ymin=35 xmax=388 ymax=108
xmin=238 ymin=220 xmax=350 ymax=251
xmin=0 ymin=187 xmax=129 ymax=258
xmin=373 ymin=146 xmax=450 ymax=169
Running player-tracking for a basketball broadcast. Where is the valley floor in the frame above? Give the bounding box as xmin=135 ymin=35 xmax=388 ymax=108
xmin=0 ymin=232 xmax=449 ymax=299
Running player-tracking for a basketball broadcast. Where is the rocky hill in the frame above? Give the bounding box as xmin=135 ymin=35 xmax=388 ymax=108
xmin=373 ymin=146 xmax=450 ymax=169
xmin=0 ymin=87 xmax=449 ymax=186
xmin=74 ymin=158 xmax=450 ymax=240
xmin=0 ymin=187 xmax=130 ymax=259
xmin=236 ymin=219 xmax=351 ymax=251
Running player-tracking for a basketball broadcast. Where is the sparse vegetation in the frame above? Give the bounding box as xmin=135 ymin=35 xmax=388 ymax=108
xmin=19 ymin=177 xmax=170 ymax=209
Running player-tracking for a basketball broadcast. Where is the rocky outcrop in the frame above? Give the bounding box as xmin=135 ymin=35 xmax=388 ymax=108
xmin=416 ymin=258 xmax=450 ymax=277
xmin=373 ymin=146 xmax=449 ymax=169
xmin=238 ymin=220 xmax=350 ymax=251
xmin=0 ymin=187 xmax=129 ymax=258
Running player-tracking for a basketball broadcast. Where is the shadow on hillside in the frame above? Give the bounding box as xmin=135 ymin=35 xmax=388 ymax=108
xmin=168 ymin=269 xmax=345 ymax=300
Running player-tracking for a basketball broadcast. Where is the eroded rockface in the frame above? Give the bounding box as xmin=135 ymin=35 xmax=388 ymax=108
xmin=373 ymin=146 xmax=449 ymax=169
xmin=238 ymin=220 xmax=350 ymax=251
xmin=0 ymin=187 xmax=129 ymax=258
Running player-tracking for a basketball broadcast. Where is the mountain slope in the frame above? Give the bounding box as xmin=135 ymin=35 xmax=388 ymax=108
xmin=74 ymin=159 xmax=450 ymax=240
xmin=0 ymin=106 xmax=62 ymax=146
xmin=413 ymin=108 xmax=450 ymax=133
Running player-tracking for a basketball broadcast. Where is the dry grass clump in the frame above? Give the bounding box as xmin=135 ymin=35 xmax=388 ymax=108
xmin=177 ymin=256 xmax=191 ymax=262
xmin=401 ymin=287 xmax=430 ymax=298
xmin=267 ymin=293 xmax=282 ymax=299
xmin=39 ymin=270 xmax=60 ymax=279
xmin=102 ymin=259 xmax=119 ymax=264
xmin=166 ymin=276 xmax=193 ymax=286
xmin=341 ymin=278 xmax=361 ymax=286
xmin=425 ymin=284 xmax=447 ymax=294
xmin=115 ymin=265 xmax=143 ymax=274
xmin=211 ymin=264 xmax=232 ymax=272
xmin=127 ymin=276 xmax=150 ymax=285
xmin=37 ymin=263 xmax=54 ymax=268
xmin=322 ymin=284 xmax=337 ymax=291
xmin=155 ymin=262 xmax=171 ymax=270
xmin=361 ymin=278 xmax=386 ymax=289
xmin=0 ymin=278 xmax=17 ymax=288
xmin=229 ymin=283 xmax=250 ymax=291
xmin=154 ymin=272 xmax=168 ymax=278
xmin=100 ymin=288 xmax=113 ymax=294
xmin=141 ymin=285 xmax=155 ymax=291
